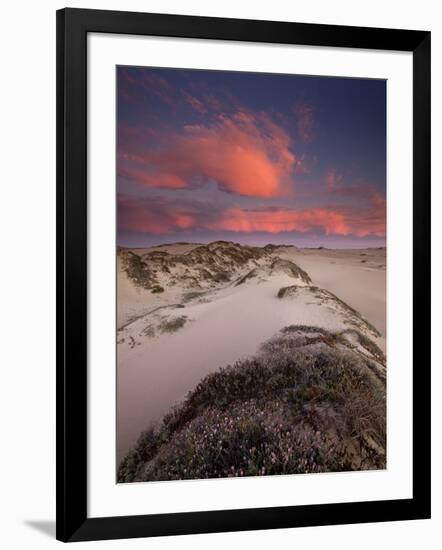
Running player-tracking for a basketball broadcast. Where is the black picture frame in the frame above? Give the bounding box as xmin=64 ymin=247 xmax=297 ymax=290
xmin=56 ymin=7 xmax=431 ymax=542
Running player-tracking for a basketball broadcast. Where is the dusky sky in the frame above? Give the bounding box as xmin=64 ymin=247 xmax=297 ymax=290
xmin=117 ymin=66 xmax=386 ymax=248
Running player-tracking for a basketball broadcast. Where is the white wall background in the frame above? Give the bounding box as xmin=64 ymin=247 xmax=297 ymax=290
xmin=0 ymin=0 xmax=439 ymax=548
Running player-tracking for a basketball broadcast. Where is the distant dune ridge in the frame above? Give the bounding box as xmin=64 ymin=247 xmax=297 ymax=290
xmin=118 ymin=240 xmax=296 ymax=297
xmin=117 ymin=241 xmax=386 ymax=479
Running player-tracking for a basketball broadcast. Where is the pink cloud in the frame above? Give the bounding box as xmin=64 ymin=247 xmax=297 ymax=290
xmin=118 ymin=167 xmax=187 ymax=189
xmin=319 ymin=176 xmax=386 ymax=236
xmin=120 ymin=111 xmax=297 ymax=198
xmin=325 ymin=169 xmax=343 ymax=191
xmin=342 ymin=192 xmax=386 ymax=237
xmin=209 ymin=207 xmax=350 ymax=235
xmin=118 ymin=195 xmax=196 ymax=234
xmin=212 ymin=204 xmax=385 ymax=237
xmin=294 ymin=100 xmax=316 ymax=143
xmin=118 ymin=195 xmax=385 ymax=238
xmin=120 ymin=69 xmax=234 ymax=115
xmin=183 ymin=92 xmax=208 ymax=113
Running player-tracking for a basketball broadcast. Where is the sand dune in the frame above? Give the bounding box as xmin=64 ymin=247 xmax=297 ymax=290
xmin=117 ymin=242 xmax=386 ymax=463
xmin=279 ymin=248 xmax=386 ymax=337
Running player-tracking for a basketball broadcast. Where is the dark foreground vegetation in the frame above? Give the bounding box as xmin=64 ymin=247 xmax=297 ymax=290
xmin=118 ymin=325 xmax=386 ymax=482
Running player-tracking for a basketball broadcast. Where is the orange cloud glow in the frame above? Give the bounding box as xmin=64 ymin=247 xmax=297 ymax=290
xmin=209 ymin=207 xmax=351 ymax=235
xmin=120 ymin=111 xmax=297 ymax=198
xmin=118 ymin=194 xmax=386 ymax=239
xmin=119 ymin=167 xmax=187 ymax=189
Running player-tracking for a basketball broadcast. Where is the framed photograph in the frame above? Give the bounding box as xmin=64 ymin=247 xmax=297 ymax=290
xmin=56 ymin=8 xmax=431 ymax=542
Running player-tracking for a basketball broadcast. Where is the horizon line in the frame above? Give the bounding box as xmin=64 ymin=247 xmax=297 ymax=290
xmin=117 ymin=240 xmax=386 ymax=251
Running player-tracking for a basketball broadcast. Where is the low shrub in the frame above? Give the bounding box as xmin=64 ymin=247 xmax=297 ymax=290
xmin=118 ymin=325 xmax=386 ymax=482
xmin=158 ymin=315 xmax=188 ymax=334
xmin=151 ymin=285 xmax=165 ymax=294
